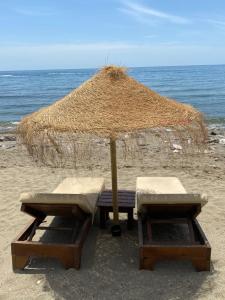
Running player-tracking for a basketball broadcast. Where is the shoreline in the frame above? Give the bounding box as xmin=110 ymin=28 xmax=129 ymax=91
xmin=1 ymin=121 xmax=225 ymax=135
xmin=1 ymin=125 xmax=225 ymax=134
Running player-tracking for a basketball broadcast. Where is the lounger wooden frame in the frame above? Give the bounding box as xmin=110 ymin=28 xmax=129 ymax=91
xmin=11 ymin=203 xmax=92 ymax=270
xmin=138 ymin=203 xmax=211 ymax=271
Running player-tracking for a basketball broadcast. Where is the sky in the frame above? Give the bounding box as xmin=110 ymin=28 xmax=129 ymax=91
xmin=1 ymin=0 xmax=225 ymax=70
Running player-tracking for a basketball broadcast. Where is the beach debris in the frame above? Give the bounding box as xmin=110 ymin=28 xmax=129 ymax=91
xmin=219 ymin=138 xmax=225 ymax=145
xmin=173 ymin=149 xmax=180 ymax=153
xmin=2 ymin=144 xmax=15 ymax=149
xmin=4 ymin=135 xmax=16 ymax=141
xmin=124 ymin=164 xmax=133 ymax=168
xmin=208 ymin=138 xmax=219 ymax=144
xmin=0 ymin=135 xmax=16 ymax=142
xmin=210 ymin=131 xmax=217 ymax=135
xmin=171 ymin=143 xmax=182 ymax=151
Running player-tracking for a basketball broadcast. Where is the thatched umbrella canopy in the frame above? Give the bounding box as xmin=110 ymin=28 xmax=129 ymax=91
xmin=18 ymin=66 xmax=207 ymax=233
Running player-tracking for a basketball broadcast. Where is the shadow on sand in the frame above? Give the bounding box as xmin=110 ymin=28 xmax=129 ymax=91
xmin=16 ymin=217 xmax=214 ymax=300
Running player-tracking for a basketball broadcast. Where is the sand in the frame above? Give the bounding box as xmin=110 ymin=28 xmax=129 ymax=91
xmin=0 ymin=132 xmax=225 ymax=300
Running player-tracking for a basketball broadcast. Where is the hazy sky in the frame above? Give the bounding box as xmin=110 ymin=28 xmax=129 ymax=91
xmin=1 ymin=0 xmax=225 ymax=70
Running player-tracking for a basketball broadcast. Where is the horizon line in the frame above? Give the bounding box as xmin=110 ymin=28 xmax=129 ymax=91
xmin=1 ymin=63 xmax=225 ymax=73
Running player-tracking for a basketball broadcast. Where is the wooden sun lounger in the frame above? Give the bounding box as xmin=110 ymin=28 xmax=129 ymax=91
xmin=137 ymin=177 xmax=211 ymax=271
xmin=11 ymin=177 xmax=105 ymax=270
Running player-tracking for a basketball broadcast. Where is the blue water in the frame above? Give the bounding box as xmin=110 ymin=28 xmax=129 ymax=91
xmin=0 ymin=65 xmax=225 ymax=131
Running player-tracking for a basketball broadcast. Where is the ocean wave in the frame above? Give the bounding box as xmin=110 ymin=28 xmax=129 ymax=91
xmin=206 ymin=117 xmax=225 ymax=124
xmin=0 ymin=75 xmax=26 ymax=78
xmin=48 ymin=72 xmax=77 ymax=75
xmin=0 ymin=121 xmax=18 ymax=133
xmin=0 ymin=121 xmax=19 ymax=126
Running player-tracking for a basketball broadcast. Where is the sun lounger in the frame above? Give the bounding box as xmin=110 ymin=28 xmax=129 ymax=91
xmin=137 ymin=177 xmax=211 ymax=271
xmin=11 ymin=177 xmax=105 ymax=270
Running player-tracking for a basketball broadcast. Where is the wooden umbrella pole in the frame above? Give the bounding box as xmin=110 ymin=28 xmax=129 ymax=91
xmin=110 ymin=137 xmax=119 ymax=224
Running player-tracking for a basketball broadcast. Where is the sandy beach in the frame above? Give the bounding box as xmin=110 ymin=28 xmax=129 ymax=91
xmin=0 ymin=130 xmax=225 ymax=300
xmin=1 ymin=0 xmax=225 ymax=298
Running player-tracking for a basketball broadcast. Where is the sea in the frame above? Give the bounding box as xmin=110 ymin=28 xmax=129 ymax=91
xmin=0 ymin=64 xmax=225 ymax=133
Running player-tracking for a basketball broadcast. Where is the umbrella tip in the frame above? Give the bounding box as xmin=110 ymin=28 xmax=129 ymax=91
xmin=101 ymin=65 xmax=127 ymax=80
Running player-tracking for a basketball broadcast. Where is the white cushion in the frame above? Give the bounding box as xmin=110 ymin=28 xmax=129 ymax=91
xmin=136 ymin=177 xmax=208 ymax=212
xmin=20 ymin=177 xmax=105 ymax=216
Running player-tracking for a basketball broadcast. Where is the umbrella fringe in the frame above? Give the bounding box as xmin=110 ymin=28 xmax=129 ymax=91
xmin=17 ymin=118 xmax=207 ymax=169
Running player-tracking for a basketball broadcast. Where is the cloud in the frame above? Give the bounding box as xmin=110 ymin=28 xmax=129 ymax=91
xmin=207 ymin=19 xmax=225 ymax=26
xmin=120 ymin=1 xmax=190 ymax=25
xmin=206 ymin=19 xmax=225 ymax=30
xmin=119 ymin=7 xmax=158 ymax=26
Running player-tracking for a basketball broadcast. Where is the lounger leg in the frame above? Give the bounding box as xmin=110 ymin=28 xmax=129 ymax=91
xmin=73 ymin=256 xmax=81 ymax=269
xmin=61 ymin=257 xmax=80 ymax=269
xmin=192 ymin=259 xmax=210 ymax=272
xmin=145 ymin=258 xmax=155 ymax=270
xmin=127 ymin=208 xmax=134 ymax=230
xmin=59 ymin=248 xmax=81 ymax=270
xmin=12 ymin=255 xmax=29 ymax=270
xmin=100 ymin=208 xmax=106 ymax=229
xmin=139 ymin=248 xmax=155 ymax=270
xmin=105 ymin=211 xmax=110 ymax=221
xmin=140 ymin=257 xmax=155 ymax=270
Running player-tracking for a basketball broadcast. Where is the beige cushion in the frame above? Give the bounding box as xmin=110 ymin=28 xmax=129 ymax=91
xmin=20 ymin=177 xmax=105 ymax=216
xmin=136 ymin=177 xmax=208 ymax=212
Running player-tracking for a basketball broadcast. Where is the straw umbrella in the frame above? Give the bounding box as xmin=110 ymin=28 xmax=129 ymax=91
xmin=18 ymin=66 xmax=207 ymax=235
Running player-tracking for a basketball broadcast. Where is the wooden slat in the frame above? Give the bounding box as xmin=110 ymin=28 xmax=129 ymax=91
xmin=98 ymin=190 xmax=135 ymax=208
xmin=37 ymin=226 xmax=73 ymax=232
xmin=149 ymin=218 xmax=188 ymax=224
xmin=100 ymin=200 xmax=134 ymax=203
xmin=101 ymin=193 xmax=134 ymax=197
xmin=147 ymin=219 xmax=152 ymax=242
xmin=187 ymin=219 xmax=196 ymax=243
xmin=71 ymin=221 xmax=80 ymax=243
xmin=98 ymin=203 xmax=134 ymax=208
xmin=99 ymin=199 xmax=134 ymax=203
xmin=99 ymin=196 xmax=134 ymax=200
xmin=28 ymin=219 xmax=39 ymax=241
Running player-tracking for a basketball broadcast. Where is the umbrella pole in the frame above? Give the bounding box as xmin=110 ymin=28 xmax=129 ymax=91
xmin=110 ymin=137 xmax=119 ymax=225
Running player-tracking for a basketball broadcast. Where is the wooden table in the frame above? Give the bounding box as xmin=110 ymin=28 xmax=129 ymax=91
xmin=97 ymin=190 xmax=135 ymax=229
